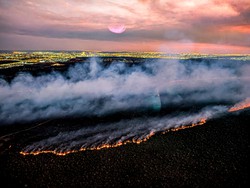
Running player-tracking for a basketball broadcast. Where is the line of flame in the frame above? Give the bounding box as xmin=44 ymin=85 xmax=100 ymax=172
xmin=20 ymin=118 xmax=207 ymax=156
xmin=228 ymin=99 xmax=250 ymax=112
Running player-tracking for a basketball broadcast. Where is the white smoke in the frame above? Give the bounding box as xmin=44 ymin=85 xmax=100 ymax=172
xmin=22 ymin=105 xmax=227 ymax=153
xmin=0 ymin=58 xmax=249 ymax=124
xmin=1 ymin=57 xmax=249 ymax=154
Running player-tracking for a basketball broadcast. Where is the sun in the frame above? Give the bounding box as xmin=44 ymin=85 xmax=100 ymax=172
xmin=108 ymin=24 xmax=126 ymax=34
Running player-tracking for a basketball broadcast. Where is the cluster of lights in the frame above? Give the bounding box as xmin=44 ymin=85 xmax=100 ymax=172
xmin=1 ymin=52 xmax=249 ymax=69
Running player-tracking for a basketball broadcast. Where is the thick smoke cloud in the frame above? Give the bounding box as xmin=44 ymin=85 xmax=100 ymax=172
xmin=0 ymin=58 xmax=249 ymax=125
xmin=1 ymin=57 xmax=249 ymax=153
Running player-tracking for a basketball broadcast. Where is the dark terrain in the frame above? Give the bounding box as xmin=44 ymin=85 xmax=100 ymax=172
xmin=0 ymin=111 xmax=249 ymax=187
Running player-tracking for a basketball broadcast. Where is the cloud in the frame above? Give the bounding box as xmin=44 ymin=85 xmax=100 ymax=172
xmin=0 ymin=0 xmax=249 ymax=51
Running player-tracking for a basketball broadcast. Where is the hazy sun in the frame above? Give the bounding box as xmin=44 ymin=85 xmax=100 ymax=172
xmin=108 ymin=24 xmax=126 ymax=34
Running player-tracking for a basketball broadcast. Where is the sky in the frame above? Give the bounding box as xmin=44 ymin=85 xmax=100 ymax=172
xmin=0 ymin=0 xmax=249 ymax=53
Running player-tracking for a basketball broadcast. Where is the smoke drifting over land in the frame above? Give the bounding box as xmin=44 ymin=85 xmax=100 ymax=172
xmin=0 ymin=58 xmax=249 ymax=154
xmin=1 ymin=58 xmax=249 ymax=123
xmin=21 ymin=106 xmax=226 ymax=155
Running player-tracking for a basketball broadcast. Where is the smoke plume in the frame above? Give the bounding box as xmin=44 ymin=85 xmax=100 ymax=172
xmin=0 ymin=58 xmax=249 ymax=154
xmin=0 ymin=58 xmax=249 ymax=124
xmin=20 ymin=105 xmax=227 ymax=155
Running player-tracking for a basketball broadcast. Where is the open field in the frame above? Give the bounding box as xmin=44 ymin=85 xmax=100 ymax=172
xmin=0 ymin=110 xmax=249 ymax=187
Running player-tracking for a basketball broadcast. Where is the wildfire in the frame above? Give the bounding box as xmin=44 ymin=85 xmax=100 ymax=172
xmin=20 ymin=150 xmax=79 ymax=156
xmin=166 ymin=118 xmax=206 ymax=132
xmin=228 ymin=98 xmax=250 ymax=112
xmin=19 ymin=118 xmax=207 ymax=156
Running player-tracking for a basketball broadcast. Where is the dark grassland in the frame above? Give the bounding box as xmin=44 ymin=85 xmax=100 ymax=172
xmin=0 ymin=111 xmax=249 ymax=187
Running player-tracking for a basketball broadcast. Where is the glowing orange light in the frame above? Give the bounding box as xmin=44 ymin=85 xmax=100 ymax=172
xmin=19 ymin=118 xmax=207 ymax=156
xmin=228 ymin=99 xmax=250 ymax=112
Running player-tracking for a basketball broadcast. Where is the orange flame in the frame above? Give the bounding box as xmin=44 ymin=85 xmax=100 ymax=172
xmin=166 ymin=118 xmax=206 ymax=132
xmin=20 ymin=118 xmax=207 ymax=156
xmin=228 ymin=98 xmax=250 ymax=112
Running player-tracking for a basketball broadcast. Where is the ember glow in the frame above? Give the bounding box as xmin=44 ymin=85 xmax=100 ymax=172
xmin=18 ymin=104 xmax=226 ymax=156
xmin=228 ymin=98 xmax=250 ymax=112
xmin=19 ymin=101 xmax=249 ymax=157
xmin=20 ymin=117 xmax=208 ymax=156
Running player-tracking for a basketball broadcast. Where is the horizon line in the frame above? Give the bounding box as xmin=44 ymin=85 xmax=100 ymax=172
xmin=0 ymin=50 xmax=249 ymax=55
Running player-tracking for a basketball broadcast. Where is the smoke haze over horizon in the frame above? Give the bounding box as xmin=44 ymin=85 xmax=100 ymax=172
xmin=0 ymin=0 xmax=249 ymax=53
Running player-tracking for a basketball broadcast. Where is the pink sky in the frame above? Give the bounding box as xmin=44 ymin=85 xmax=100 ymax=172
xmin=0 ymin=0 xmax=249 ymax=53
